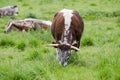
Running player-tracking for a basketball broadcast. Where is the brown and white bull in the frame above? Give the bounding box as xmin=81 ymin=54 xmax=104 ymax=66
xmin=50 ymin=9 xmax=84 ymax=66
xmin=4 ymin=20 xmax=36 ymax=32
xmin=0 ymin=5 xmax=18 ymax=17
xmin=4 ymin=18 xmax=52 ymax=33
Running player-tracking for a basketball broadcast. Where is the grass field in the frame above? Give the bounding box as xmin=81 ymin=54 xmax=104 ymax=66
xmin=0 ymin=0 xmax=120 ymax=80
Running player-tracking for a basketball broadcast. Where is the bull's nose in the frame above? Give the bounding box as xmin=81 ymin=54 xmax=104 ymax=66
xmin=61 ymin=62 xmax=67 ymax=66
xmin=63 ymin=62 xmax=67 ymax=66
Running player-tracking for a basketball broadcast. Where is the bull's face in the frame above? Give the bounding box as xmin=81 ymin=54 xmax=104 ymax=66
xmin=11 ymin=5 xmax=19 ymax=16
xmin=57 ymin=44 xmax=71 ymax=66
xmin=48 ymin=43 xmax=79 ymax=66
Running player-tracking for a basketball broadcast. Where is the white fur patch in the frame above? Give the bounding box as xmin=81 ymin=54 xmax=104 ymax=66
xmin=63 ymin=62 xmax=67 ymax=66
xmin=60 ymin=9 xmax=73 ymax=31
xmin=60 ymin=9 xmax=73 ymax=44
xmin=14 ymin=7 xmax=18 ymax=16
xmin=41 ymin=20 xmax=52 ymax=26
xmin=60 ymin=9 xmax=73 ymax=14
xmin=72 ymin=40 xmax=77 ymax=45
xmin=24 ymin=18 xmax=52 ymax=26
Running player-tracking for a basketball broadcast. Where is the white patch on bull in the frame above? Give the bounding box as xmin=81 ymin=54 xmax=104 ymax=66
xmin=63 ymin=62 xmax=67 ymax=66
xmin=24 ymin=18 xmax=52 ymax=27
xmin=72 ymin=40 xmax=77 ymax=45
xmin=60 ymin=9 xmax=73 ymax=30
xmin=60 ymin=9 xmax=73 ymax=44
xmin=60 ymin=9 xmax=73 ymax=15
xmin=41 ymin=20 xmax=52 ymax=26
xmin=14 ymin=7 xmax=18 ymax=16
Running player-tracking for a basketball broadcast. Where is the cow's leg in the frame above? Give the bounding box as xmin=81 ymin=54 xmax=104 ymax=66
xmin=4 ymin=21 xmax=14 ymax=33
xmin=32 ymin=23 xmax=37 ymax=31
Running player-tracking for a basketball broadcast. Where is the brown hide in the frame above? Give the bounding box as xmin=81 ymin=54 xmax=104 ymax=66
xmin=51 ymin=10 xmax=84 ymax=48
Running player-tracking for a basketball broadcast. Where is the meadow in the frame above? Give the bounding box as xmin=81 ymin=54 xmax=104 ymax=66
xmin=0 ymin=0 xmax=120 ymax=80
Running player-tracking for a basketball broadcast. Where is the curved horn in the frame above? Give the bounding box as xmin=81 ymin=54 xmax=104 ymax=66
xmin=70 ymin=45 xmax=79 ymax=51
xmin=48 ymin=44 xmax=59 ymax=47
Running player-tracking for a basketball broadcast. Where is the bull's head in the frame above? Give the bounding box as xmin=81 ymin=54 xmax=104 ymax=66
xmin=11 ymin=5 xmax=19 ymax=16
xmin=48 ymin=43 xmax=79 ymax=66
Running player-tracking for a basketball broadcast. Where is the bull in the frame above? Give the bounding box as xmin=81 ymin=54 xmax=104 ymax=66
xmin=0 ymin=5 xmax=18 ymax=17
xmin=49 ymin=9 xmax=84 ymax=66
xmin=4 ymin=18 xmax=52 ymax=33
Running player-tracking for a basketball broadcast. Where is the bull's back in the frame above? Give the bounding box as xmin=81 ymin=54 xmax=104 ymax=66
xmin=51 ymin=13 xmax=65 ymax=41
xmin=71 ymin=11 xmax=84 ymax=36
xmin=51 ymin=9 xmax=84 ymax=43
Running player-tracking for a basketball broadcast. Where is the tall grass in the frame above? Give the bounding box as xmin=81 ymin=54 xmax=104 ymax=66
xmin=0 ymin=0 xmax=120 ymax=80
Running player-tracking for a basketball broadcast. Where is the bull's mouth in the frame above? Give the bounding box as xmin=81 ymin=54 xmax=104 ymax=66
xmin=58 ymin=59 xmax=68 ymax=66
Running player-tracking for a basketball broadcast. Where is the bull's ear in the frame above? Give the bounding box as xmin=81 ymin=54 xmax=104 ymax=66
xmin=72 ymin=41 xmax=78 ymax=47
xmin=12 ymin=5 xmax=17 ymax=8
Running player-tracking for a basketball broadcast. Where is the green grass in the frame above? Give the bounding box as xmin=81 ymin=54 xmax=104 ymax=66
xmin=0 ymin=0 xmax=120 ymax=80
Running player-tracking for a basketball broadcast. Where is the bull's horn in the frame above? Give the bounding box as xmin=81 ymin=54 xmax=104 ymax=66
xmin=70 ymin=45 xmax=79 ymax=51
xmin=48 ymin=44 xmax=59 ymax=47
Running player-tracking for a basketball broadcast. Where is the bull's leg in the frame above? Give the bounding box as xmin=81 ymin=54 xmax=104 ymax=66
xmin=33 ymin=27 xmax=37 ymax=31
xmin=4 ymin=21 xmax=14 ymax=33
xmin=33 ymin=23 xmax=38 ymax=31
xmin=76 ymin=34 xmax=82 ymax=49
